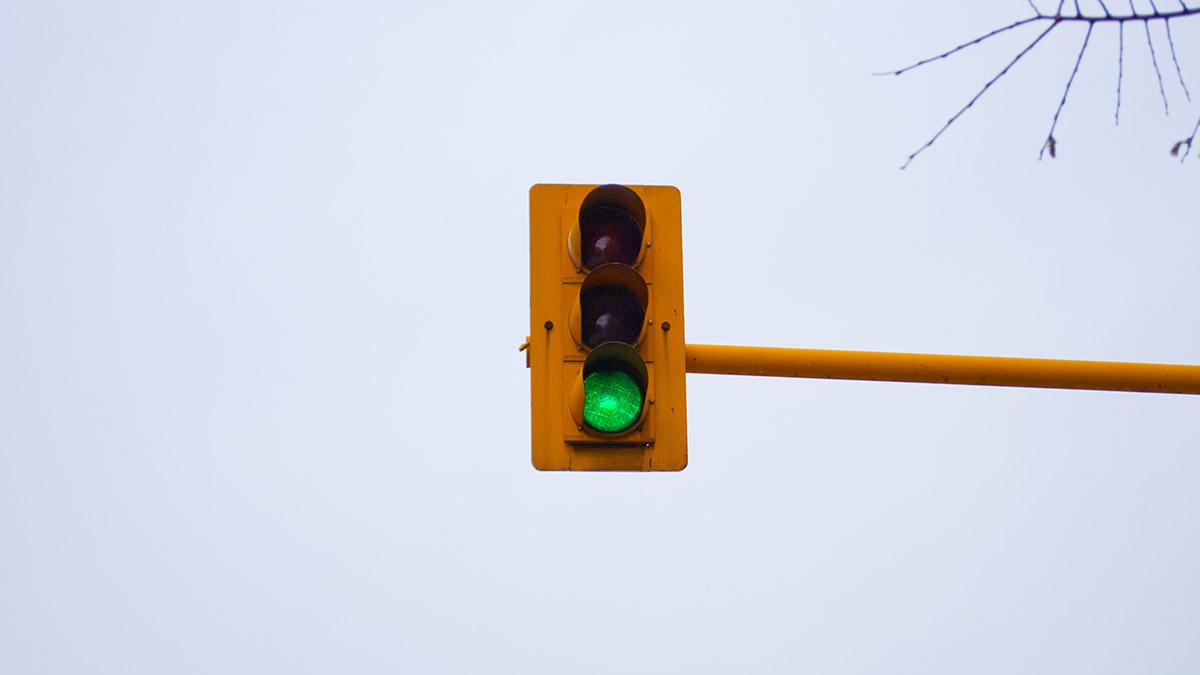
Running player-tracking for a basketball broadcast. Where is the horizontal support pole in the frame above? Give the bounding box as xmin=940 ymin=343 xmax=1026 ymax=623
xmin=685 ymin=344 xmax=1200 ymax=395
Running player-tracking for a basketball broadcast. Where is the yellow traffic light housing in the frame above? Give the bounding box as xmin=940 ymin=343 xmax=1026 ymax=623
xmin=529 ymin=184 xmax=688 ymax=471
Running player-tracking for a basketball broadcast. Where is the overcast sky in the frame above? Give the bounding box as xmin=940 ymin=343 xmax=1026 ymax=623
xmin=3 ymin=1 xmax=1199 ymax=673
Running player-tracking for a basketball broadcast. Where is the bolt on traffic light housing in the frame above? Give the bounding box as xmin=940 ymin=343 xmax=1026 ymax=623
xmin=528 ymin=184 xmax=687 ymax=471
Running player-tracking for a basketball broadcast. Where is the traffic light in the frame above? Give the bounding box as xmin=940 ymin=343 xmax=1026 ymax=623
xmin=528 ymin=184 xmax=687 ymax=471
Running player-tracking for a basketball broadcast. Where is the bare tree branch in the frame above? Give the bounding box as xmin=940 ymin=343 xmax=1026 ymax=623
xmin=887 ymin=2 xmax=1200 ymax=165
xmin=1044 ymin=4 xmax=1200 ymax=21
xmin=899 ymin=21 xmax=1061 ymax=170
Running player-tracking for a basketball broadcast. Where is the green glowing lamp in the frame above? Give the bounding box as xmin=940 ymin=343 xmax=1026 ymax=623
xmin=582 ymin=369 xmax=643 ymax=433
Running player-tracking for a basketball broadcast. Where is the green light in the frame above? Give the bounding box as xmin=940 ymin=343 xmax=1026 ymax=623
xmin=583 ymin=370 xmax=643 ymax=433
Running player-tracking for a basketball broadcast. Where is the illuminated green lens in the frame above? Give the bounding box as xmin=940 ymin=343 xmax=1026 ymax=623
xmin=583 ymin=370 xmax=643 ymax=433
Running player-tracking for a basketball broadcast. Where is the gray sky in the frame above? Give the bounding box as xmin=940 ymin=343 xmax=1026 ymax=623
xmin=2 ymin=1 xmax=1199 ymax=673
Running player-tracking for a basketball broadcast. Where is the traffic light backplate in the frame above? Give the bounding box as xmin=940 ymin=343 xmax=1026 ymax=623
xmin=529 ymin=184 xmax=688 ymax=471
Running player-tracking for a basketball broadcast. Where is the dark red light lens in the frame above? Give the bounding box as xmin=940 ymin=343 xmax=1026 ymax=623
xmin=581 ymin=285 xmax=645 ymax=348
xmin=580 ymin=204 xmax=642 ymax=270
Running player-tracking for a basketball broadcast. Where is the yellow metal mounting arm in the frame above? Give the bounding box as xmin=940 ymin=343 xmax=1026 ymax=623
xmin=685 ymin=344 xmax=1200 ymax=395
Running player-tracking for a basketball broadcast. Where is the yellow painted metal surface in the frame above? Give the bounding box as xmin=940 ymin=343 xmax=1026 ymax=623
xmin=529 ymin=184 xmax=688 ymax=471
xmin=686 ymin=344 xmax=1200 ymax=394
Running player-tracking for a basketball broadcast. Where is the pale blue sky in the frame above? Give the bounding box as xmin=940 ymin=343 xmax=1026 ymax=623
xmin=2 ymin=1 xmax=1199 ymax=673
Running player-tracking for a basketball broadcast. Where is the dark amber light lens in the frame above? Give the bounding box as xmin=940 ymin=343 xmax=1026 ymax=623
xmin=581 ymin=286 xmax=645 ymax=348
xmin=579 ymin=204 xmax=641 ymax=269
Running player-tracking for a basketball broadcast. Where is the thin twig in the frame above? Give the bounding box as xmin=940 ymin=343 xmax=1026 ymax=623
xmin=1042 ymin=23 xmax=1095 ymax=159
xmin=901 ymin=21 xmax=1061 ymax=169
xmin=879 ymin=17 xmax=1044 ymax=76
xmin=1117 ymin=21 xmax=1126 ymax=124
xmin=1164 ymin=20 xmax=1192 ymax=100
xmin=1145 ymin=20 xmax=1171 ymax=114
xmin=1131 ymin=0 xmax=1173 ymax=114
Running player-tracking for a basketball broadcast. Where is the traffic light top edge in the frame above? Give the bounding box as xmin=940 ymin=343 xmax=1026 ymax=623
xmin=530 ymin=183 xmax=680 ymax=195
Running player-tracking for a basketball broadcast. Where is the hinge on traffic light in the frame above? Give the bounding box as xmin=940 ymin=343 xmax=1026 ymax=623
xmin=519 ymin=338 xmax=530 ymax=368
